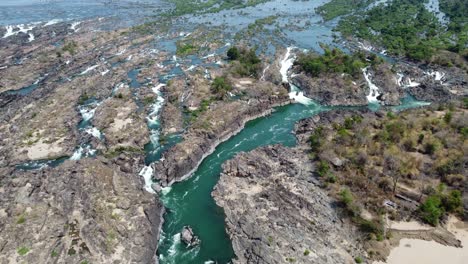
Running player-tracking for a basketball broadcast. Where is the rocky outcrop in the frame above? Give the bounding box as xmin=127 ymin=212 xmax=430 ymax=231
xmin=290 ymin=73 xmax=368 ymax=106
xmin=180 ymin=226 xmax=200 ymax=247
xmin=160 ymin=102 xmax=183 ymax=136
xmin=368 ymin=63 xmax=404 ymax=105
xmin=0 ymin=158 xmax=163 ymax=264
xmin=213 ymin=145 xmax=365 ymax=264
xmin=397 ymin=63 xmax=467 ymax=102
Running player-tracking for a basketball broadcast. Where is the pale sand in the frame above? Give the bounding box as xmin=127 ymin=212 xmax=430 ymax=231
xmin=375 ymin=217 xmax=468 ymax=264
xmin=23 ymin=137 xmax=65 ymax=160
xmin=389 ymin=220 xmax=432 ymax=231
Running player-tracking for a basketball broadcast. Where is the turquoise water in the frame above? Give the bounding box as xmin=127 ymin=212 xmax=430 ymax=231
xmin=157 ymin=102 xmax=330 ymax=263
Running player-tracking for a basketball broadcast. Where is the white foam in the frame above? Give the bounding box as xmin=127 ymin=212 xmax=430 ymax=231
xmin=426 ymin=70 xmax=445 ymax=83
xmin=44 ymin=19 xmax=62 ymax=26
xmin=70 ymin=21 xmax=81 ymax=32
xmin=139 ymin=166 xmax=156 ymax=194
xmin=126 ymin=55 xmax=133 ymax=61
xmin=70 ymin=146 xmax=84 ymax=161
xmin=3 ymin=24 xmax=36 ymax=39
xmin=101 ymin=69 xmax=110 ymax=76
xmin=28 ymin=33 xmax=34 ymax=42
xmin=289 ymin=84 xmax=315 ymax=105
xmin=260 ymin=65 xmax=270 ymax=81
xmin=85 ymin=127 xmax=102 ymax=139
xmin=203 ymin=53 xmax=216 ymax=59
xmin=186 ymin=65 xmax=196 ymax=71
xmin=80 ymin=64 xmax=99 ymax=75
xmin=115 ymin=48 xmax=126 ymax=56
xmin=280 ymin=47 xmax=296 ymax=83
xmin=79 ymin=106 xmax=96 ymax=122
xmin=362 ymin=67 xmax=381 ymax=103
xmin=161 ymin=186 xmax=172 ymax=196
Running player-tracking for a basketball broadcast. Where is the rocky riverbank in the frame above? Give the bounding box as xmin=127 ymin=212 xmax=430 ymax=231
xmin=213 ymin=145 xmax=365 ymax=263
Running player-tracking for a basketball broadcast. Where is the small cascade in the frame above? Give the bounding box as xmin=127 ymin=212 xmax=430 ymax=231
xmin=426 ymin=70 xmax=445 ymax=83
xmin=397 ymin=73 xmax=421 ymax=88
xmin=139 ymin=165 xmax=156 ymax=194
xmin=70 ymin=21 xmax=81 ymax=32
xmin=80 ymin=64 xmax=99 ymax=75
xmin=362 ymin=67 xmax=381 ymax=103
xmin=3 ymin=24 xmax=36 ymax=39
xmin=279 ymin=47 xmax=315 ymax=105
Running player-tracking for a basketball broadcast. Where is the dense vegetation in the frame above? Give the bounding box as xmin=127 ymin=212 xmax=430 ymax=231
xmin=294 ymin=47 xmax=381 ymax=78
xmin=166 ymin=0 xmax=269 ymax=16
xmin=308 ymin=103 xmax=466 ymax=232
xmin=332 ymin=0 xmax=467 ymax=65
xmin=226 ymin=46 xmax=262 ymax=78
xmin=316 ymin=0 xmax=374 ymax=21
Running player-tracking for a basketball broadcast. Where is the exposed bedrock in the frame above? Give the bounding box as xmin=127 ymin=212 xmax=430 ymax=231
xmin=213 ymin=145 xmax=364 ymax=264
xmin=0 ymin=159 xmax=163 ymax=264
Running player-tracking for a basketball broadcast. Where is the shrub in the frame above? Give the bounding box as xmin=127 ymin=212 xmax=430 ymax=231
xmin=317 ymin=160 xmax=330 ymax=177
xmin=16 ymin=215 xmax=26 ymax=224
xmin=442 ymin=190 xmax=462 ymax=213
xmin=339 ymin=188 xmax=353 ymax=206
xmin=419 ymin=195 xmax=444 ymax=226
xmin=17 ymin=247 xmax=29 ymax=256
xmin=211 ymin=76 xmax=232 ymax=98
xmin=443 ymin=111 xmax=453 ymax=123
xmin=355 ymin=256 xmax=363 ymax=263
xmin=227 ymin=46 xmax=240 ymax=60
xmin=309 ymin=126 xmax=324 ymax=152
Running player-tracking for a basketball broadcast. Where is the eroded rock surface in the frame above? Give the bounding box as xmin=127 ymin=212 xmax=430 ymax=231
xmin=213 ymin=145 xmax=364 ymax=264
xmin=0 ymin=159 xmax=163 ymax=264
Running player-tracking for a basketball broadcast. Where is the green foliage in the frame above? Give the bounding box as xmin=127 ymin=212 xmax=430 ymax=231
xmin=51 ymin=250 xmax=59 ymax=257
xmin=335 ymin=0 xmax=468 ymax=63
xmin=211 ymin=77 xmax=232 ymax=97
xmin=16 ymin=215 xmax=26 ymax=224
xmin=443 ymin=111 xmax=453 ymax=123
xmin=419 ymin=195 xmax=444 ymax=226
xmin=316 ymin=0 xmax=374 ymax=21
xmin=355 ymin=256 xmax=364 ymax=263
xmin=228 ymin=46 xmax=262 ymax=77
xmin=78 ymin=93 xmax=90 ymax=105
xmin=295 ymin=47 xmax=373 ymax=78
xmin=339 ymin=188 xmax=354 ymax=206
xmin=309 ymin=126 xmax=324 ymax=152
xmin=304 ymin=249 xmax=310 ymax=256
xmin=442 ymin=190 xmax=463 ymax=213
xmin=176 ymin=43 xmax=197 ymax=56
xmin=17 ymin=247 xmax=30 ymax=256
xmin=227 ymin=47 xmax=240 ymax=60
xmin=317 ymin=160 xmax=330 ymax=177
xmin=62 ymin=41 xmax=78 ymax=55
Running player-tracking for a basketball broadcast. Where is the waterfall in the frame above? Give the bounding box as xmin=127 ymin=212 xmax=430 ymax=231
xmin=139 ymin=166 xmax=156 ymax=194
xmin=362 ymin=67 xmax=381 ymax=103
xmin=279 ymin=47 xmax=315 ymax=105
